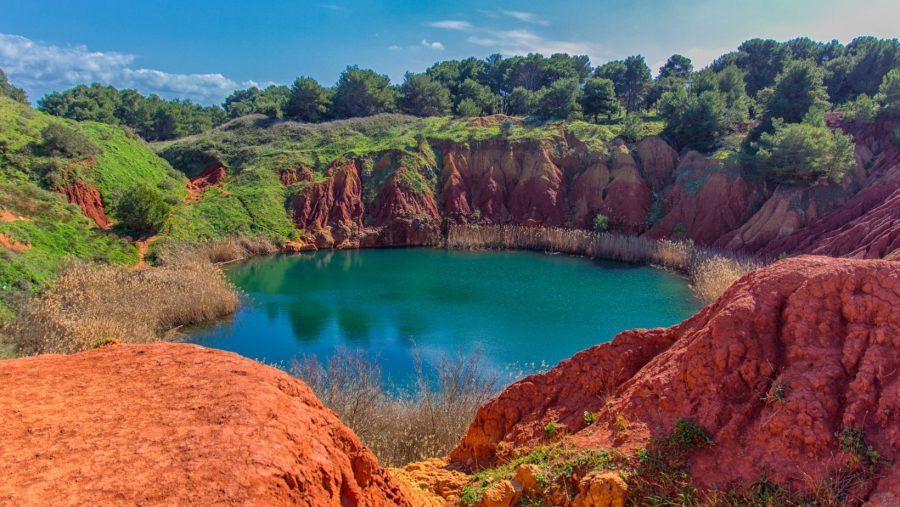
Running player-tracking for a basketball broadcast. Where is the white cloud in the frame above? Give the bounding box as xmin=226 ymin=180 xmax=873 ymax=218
xmin=0 ymin=33 xmax=240 ymax=104
xmin=473 ymin=29 xmax=599 ymax=59
xmin=427 ymin=20 xmax=472 ymax=31
xmin=500 ymin=10 xmax=550 ymax=26
xmin=389 ymin=40 xmax=445 ymax=52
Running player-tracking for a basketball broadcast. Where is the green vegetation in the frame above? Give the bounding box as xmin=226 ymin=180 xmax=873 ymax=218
xmin=115 ymin=184 xmax=171 ymax=234
xmin=543 ymin=420 xmax=560 ymax=437
xmin=591 ymin=213 xmax=609 ymax=233
xmin=0 ymin=96 xmax=181 ymax=323
xmin=38 ymin=83 xmax=227 ymax=141
xmin=0 ymin=69 xmax=27 ymax=104
xmin=755 ymin=119 xmax=856 ymax=183
xmin=838 ymin=427 xmax=884 ymax=475
xmin=876 ymin=68 xmax=900 ymax=117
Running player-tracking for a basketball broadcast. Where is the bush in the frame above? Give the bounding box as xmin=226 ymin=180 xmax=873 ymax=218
xmin=876 ymin=68 xmax=900 ymax=118
xmin=115 ymin=184 xmax=171 ymax=233
xmin=618 ymin=113 xmax=644 ymax=143
xmin=839 ymin=94 xmax=878 ymax=123
xmin=7 ymin=259 xmax=238 ymax=355
xmin=291 ymin=348 xmax=497 ymax=467
xmin=756 ymin=120 xmax=856 ymax=183
xmin=40 ymin=123 xmax=100 ymax=159
xmin=592 ymin=213 xmax=609 ymax=233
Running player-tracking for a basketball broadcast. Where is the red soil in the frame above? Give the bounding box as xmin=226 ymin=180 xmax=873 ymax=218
xmin=133 ymin=235 xmax=159 ymax=270
xmin=58 ymin=180 xmax=111 ymax=229
xmin=0 ymin=209 xmax=30 ymax=223
xmin=185 ymin=161 xmax=227 ymax=203
xmin=451 ymin=256 xmax=900 ymax=502
xmin=0 ymin=343 xmax=413 ymax=506
xmin=0 ymin=233 xmax=30 ymax=252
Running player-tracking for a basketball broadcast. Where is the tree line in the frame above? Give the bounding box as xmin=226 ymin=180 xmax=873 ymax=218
xmin=6 ymin=36 xmax=898 ymax=157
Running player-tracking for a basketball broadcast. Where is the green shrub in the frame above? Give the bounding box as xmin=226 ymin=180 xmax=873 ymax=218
xmin=665 ymin=418 xmax=714 ymax=448
xmin=40 ymin=123 xmax=100 ymax=159
xmin=592 ymin=213 xmax=609 ymax=233
xmin=756 ymin=120 xmax=855 ymax=183
xmin=544 ymin=420 xmax=560 ymax=437
xmin=583 ymin=411 xmax=598 ymax=425
xmin=839 ymin=94 xmax=878 ymax=123
xmin=115 ymin=184 xmax=171 ymax=233
xmin=456 ymin=98 xmax=481 ymax=117
xmin=876 ymin=68 xmax=900 ymax=118
xmin=618 ymin=113 xmax=644 ymax=143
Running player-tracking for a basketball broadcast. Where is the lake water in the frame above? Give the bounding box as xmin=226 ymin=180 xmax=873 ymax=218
xmin=187 ymin=249 xmax=702 ymax=382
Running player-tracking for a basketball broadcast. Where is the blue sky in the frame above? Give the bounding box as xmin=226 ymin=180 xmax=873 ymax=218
xmin=1 ymin=0 xmax=898 ymax=104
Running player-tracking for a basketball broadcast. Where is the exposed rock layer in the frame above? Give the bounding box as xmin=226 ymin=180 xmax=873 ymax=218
xmin=451 ymin=256 xmax=900 ymax=502
xmin=0 ymin=343 xmax=412 ymax=506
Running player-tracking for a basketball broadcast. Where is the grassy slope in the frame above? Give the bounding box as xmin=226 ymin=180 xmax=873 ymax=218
xmin=0 ymin=97 xmax=183 ymax=323
xmin=155 ymin=114 xmax=641 ymax=241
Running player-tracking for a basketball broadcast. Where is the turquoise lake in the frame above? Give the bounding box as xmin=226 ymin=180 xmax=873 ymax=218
xmin=187 ymin=249 xmax=702 ymax=382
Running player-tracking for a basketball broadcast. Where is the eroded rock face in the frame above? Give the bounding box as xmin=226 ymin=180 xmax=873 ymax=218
xmin=0 ymin=343 xmax=412 ymax=506
xmin=58 ymin=179 xmax=111 ymax=229
xmin=645 ymin=152 xmax=764 ymax=245
xmin=451 ymin=257 xmax=900 ymax=501
xmin=292 ymin=159 xmax=366 ymax=248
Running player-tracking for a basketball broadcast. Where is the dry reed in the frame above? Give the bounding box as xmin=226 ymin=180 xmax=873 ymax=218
xmin=6 ymin=257 xmax=239 ymax=355
xmin=154 ymin=235 xmax=280 ymax=267
xmin=447 ymin=225 xmax=763 ymax=304
xmin=291 ymin=348 xmax=498 ymax=467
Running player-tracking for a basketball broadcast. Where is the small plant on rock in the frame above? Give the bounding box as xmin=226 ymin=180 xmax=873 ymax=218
xmin=544 ymin=420 xmax=560 ymax=438
xmin=592 ymin=213 xmax=609 ymax=233
xmin=583 ymin=411 xmax=598 ymax=426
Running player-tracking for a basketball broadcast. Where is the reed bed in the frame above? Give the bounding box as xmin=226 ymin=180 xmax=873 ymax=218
xmin=447 ymin=225 xmax=763 ymax=304
xmin=291 ymin=348 xmax=498 ymax=467
xmin=6 ymin=256 xmax=239 ymax=356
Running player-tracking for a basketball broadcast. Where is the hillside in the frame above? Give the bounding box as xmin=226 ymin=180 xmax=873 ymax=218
xmin=0 ymin=97 xmax=186 ymax=323
xmin=156 ymin=112 xmax=898 ymax=260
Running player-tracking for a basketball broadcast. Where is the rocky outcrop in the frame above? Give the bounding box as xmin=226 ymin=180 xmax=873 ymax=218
xmin=58 ymin=180 xmax=110 ymax=229
xmin=760 ymin=179 xmax=900 ymax=259
xmin=451 ymin=257 xmax=900 ymax=502
xmin=280 ymin=166 xmax=315 ymax=186
xmin=292 ymin=159 xmax=366 ymax=248
xmin=645 ymin=152 xmax=764 ymax=244
xmin=185 ymin=161 xmax=227 ymax=203
xmin=634 ymin=137 xmax=679 ymax=194
xmin=0 ymin=343 xmax=413 ymax=506
xmin=715 ymin=183 xmax=848 ymax=253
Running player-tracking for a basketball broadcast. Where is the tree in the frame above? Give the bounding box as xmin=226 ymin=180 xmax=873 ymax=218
xmin=40 ymin=123 xmax=100 ymax=159
xmin=826 ymin=36 xmax=900 ymax=104
xmin=876 ymin=68 xmax=900 ymax=117
xmin=596 ymin=56 xmax=651 ymax=112
xmin=581 ymin=78 xmax=618 ymax=120
xmin=0 ymin=69 xmax=27 ymax=103
xmin=756 ymin=120 xmax=855 ymax=183
xmin=456 ymin=79 xmax=498 ymax=115
xmin=285 ymin=77 xmax=331 ymax=122
xmin=398 ymin=73 xmax=452 ymax=117
xmin=659 ymin=88 xmax=726 ymax=152
xmin=456 ymin=98 xmax=481 ymax=117
xmin=115 ymin=184 xmax=171 ymax=234
xmin=505 ymin=87 xmax=535 ymax=116
xmin=763 ymin=60 xmax=830 ymax=126
xmin=729 ymin=38 xmax=792 ymax=96
xmin=331 ymin=66 xmax=396 ymax=118
xmin=536 ymin=78 xmax=580 ymax=119
xmin=223 ymin=87 xmax=261 ymax=118
xmin=659 ymin=54 xmax=693 ymax=79
xmin=840 ymin=94 xmax=878 ymax=123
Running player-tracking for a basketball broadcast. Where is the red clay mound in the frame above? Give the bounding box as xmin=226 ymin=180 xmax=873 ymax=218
xmin=451 ymin=256 xmax=900 ymax=502
xmin=185 ymin=161 xmax=228 ymax=202
xmin=58 ymin=180 xmax=111 ymax=229
xmin=0 ymin=344 xmax=412 ymax=506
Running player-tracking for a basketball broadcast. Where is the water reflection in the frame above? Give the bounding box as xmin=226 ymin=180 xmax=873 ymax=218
xmin=187 ymin=249 xmax=702 ymax=381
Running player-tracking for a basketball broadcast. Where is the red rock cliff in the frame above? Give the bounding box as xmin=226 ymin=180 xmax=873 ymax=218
xmin=0 ymin=344 xmax=413 ymax=507
xmin=451 ymin=256 xmax=900 ymax=502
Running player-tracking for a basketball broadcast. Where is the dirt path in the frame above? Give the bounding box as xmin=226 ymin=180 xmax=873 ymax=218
xmin=133 ymin=235 xmax=160 ymax=270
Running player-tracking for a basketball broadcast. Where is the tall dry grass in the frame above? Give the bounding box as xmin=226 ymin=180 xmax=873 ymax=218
xmin=291 ymin=348 xmax=498 ymax=467
xmin=6 ymin=256 xmax=239 ymax=356
xmin=447 ymin=225 xmax=763 ymax=304
xmin=154 ymin=235 xmax=280 ymax=267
